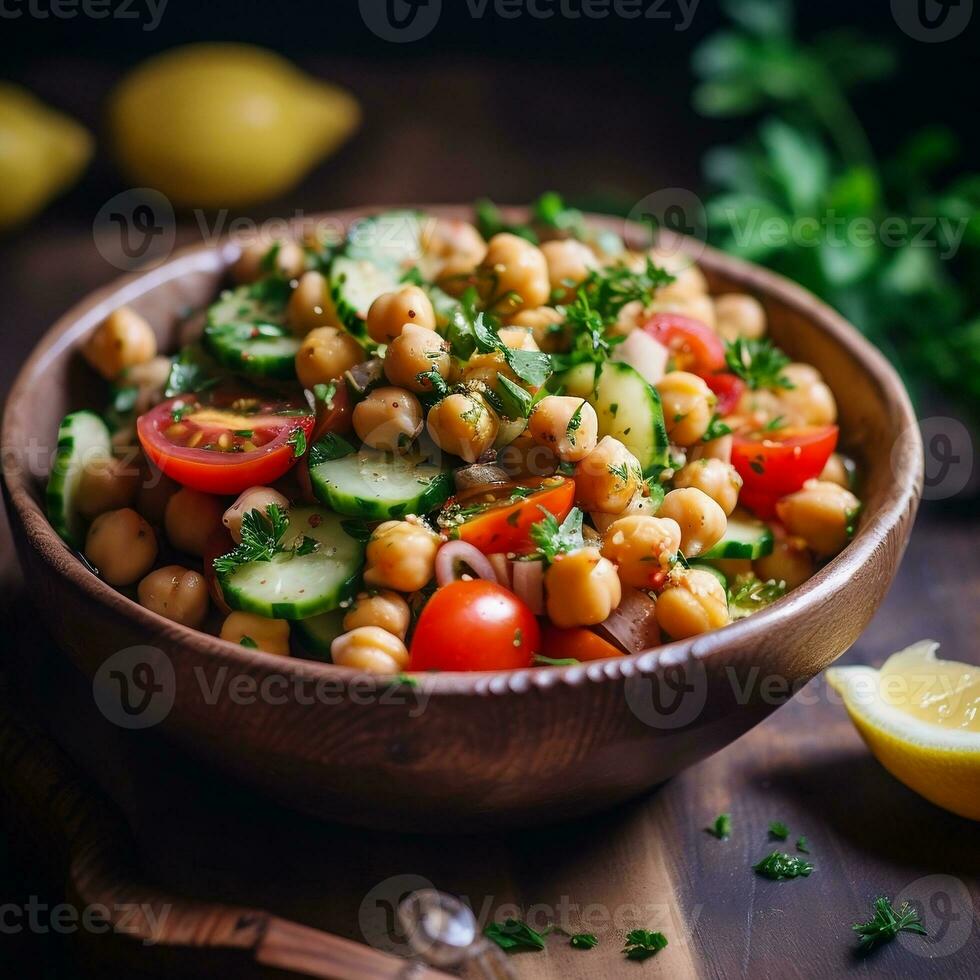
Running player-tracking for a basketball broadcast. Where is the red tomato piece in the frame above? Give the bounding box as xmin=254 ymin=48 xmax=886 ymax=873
xmin=540 ymin=625 xmax=624 ymax=663
xmin=701 ymin=372 xmax=746 ymax=416
xmin=445 ymin=477 xmax=575 ymax=555
xmin=409 ymin=580 xmax=540 ymax=671
xmin=137 ymin=390 xmax=315 ymax=495
xmin=731 ymin=424 xmax=838 ymax=517
xmin=310 ymin=381 xmax=352 ymax=443
xmin=643 ymin=312 xmax=726 ymax=374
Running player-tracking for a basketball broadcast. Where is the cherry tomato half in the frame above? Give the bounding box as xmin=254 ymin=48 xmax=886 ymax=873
xmin=310 ymin=382 xmax=352 ymax=443
xmin=540 ymin=625 xmax=624 ymax=663
xmin=138 ymin=389 xmax=315 ymax=495
xmin=701 ymin=372 xmax=745 ymax=416
xmin=442 ymin=477 xmax=575 ymax=555
xmin=732 ymin=424 xmax=838 ymax=517
xmin=643 ymin=312 xmax=726 ymax=375
xmin=409 ymin=580 xmax=540 ymax=671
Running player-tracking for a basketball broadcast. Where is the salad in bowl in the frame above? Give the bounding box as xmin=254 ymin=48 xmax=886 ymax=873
xmin=47 ymin=201 xmax=861 ymax=674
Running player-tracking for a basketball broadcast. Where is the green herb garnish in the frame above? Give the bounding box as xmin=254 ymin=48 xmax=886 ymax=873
xmin=768 ymin=821 xmax=790 ymax=841
xmin=852 ymin=897 xmax=926 ymax=951
xmin=484 ymin=919 xmax=547 ymax=954
xmin=703 ymin=414 xmax=734 ymax=441
xmin=529 ymin=507 xmax=585 ymax=564
xmin=725 ymin=338 xmax=793 ymax=390
xmin=752 ymin=852 xmax=814 ymax=880
xmin=312 ymin=382 xmax=336 ymax=408
xmin=239 ymin=636 xmax=258 ymax=649
xmin=622 ymin=929 xmax=668 ymax=962
xmin=796 ymin=836 xmax=810 ymax=854
xmin=212 ymin=505 xmax=315 ymax=575
xmin=287 ymin=428 xmax=308 ymax=459
xmin=707 ymin=813 xmax=732 ymax=840
xmin=534 ymin=654 xmax=580 ymax=667
xmin=569 ymin=933 xmax=599 ymax=950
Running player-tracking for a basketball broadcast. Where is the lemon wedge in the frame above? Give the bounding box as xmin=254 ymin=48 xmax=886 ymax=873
xmin=827 ymin=641 xmax=980 ymax=820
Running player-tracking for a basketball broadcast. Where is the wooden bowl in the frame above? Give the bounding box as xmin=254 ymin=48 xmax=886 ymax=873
xmin=1 ymin=207 xmax=922 ymax=832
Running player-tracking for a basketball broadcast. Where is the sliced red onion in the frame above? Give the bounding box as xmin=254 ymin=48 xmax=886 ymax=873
xmin=595 ymin=587 xmax=661 ymax=654
xmin=487 ymin=553 xmax=512 ymax=589
xmin=512 ymin=559 xmax=545 ymax=615
xmin=611 ymin=329 xmax=669 ymax=386
xmin=435 ymin=541 xmax=500 ymax=587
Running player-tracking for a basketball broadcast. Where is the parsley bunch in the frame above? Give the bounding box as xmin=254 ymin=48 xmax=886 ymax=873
xmin=725 ymin=338 xmax=793 ymax=390
xmin=212 ymin=505 xmax=317 ymax=575
xmin=529 ymin=507 xmax=585 ymax=564
xmin=852 ymin=897 xmax=926 ymax=951
xmin=622 ymin=929 xmax=668 ymax=961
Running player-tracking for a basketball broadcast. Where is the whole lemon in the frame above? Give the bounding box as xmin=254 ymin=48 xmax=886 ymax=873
xmin=0 ymin=83 xmax=93 ymax=229
xmin=108 ymin=44 xmax=360 ymax=207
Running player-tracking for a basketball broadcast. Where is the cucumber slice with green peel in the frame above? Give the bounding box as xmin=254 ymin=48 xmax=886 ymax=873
xmin=203 ymin=322 xmax=301 ymax=380
xmin=309 ymin=449 xmax=454 ymax=520
xmin=329 ymin=257 xmax=403 ymax=335
xmin=344 ymin=210 xmax=427 ymax=268
xmin=295 ymin=608 xmax=347 ymax=659
xmin=588 ymin=361 xmax=670 ymax=476
xmin=701 ymin=515 xmax=774 ymax=559
xmin=46 ymin=411 xmax=112 ymax=547
xmin=557 ymin=362 xmax=598 ymax=399
xmin=218 ymin=507 xmax=363 ymax=620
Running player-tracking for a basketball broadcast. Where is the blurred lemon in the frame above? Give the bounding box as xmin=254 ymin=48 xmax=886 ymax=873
xmin=108 ymin=44 xmax=360 ymax=207
xmin=0 ymin=83 xmax=92 ymax=229
xmin=828 ymin=641 xmax=980 ymax=821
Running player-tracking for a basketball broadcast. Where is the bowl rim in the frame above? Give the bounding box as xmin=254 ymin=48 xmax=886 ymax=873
xmin=1 ymin=205 xmax=924 ymax=696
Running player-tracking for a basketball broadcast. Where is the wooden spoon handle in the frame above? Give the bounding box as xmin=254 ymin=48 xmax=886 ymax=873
xmin=0 ymin=679 xmax=452 ymax=980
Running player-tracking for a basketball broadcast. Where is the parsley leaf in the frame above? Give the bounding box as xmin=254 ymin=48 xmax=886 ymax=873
xmin=484 ymin=918 xmax=547 ymax=953
xmin=729 ymin=576 xmax=787 ymax=619
xmin=239 ymin=636 xmax=258 ymax=649
xmin=312 ymin=382 xmax=336 ymax=408
xmin=530 ymin=507 xmax=585 ymax=564
xmin=288 ymin=428 xmax=308 ymax=459
xmin=703 ymin=414 xmax=734 ymax=441
xmin=308 ymin=433 xmax=355 ymax=467
xmin=582 ymin=258 xmax=674 ymax=323
xmin=622 ymin=929 xmax=668 ymax=961
xmin=707 ymin=813 xmax=732 ymax=840
xmin=725 ymin=338 xmax=793 ymax=390
xmin=768 ymin=821 xmax=790 ymax=840
xmin=852 ymin=897 xmax=926 ymax=951
xmin=796 ymin=836 xmax=810 ymax=854
xmin=752 ymin=852 xmax=814 ymax=880
xmin=569 ymin=932 xmax=599 ymax=950
xmin=212 ymin=505 xmax=316 ymax=575
xmin=565 ymin=399 xmax=587 ymax=445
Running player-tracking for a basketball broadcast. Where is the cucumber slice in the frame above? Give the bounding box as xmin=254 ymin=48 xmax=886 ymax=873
xmin=329 ymin=257 xmax=402 ymax=335
xmin=46 ymin=412 xmax=112 ymax=547
xmin=295 ymin=608 xmax=346 ymax=660
xmin=218 ymin=506 xmax=363 ymax=620
xmin=702 ymin=514 xmax=774 ymax=559
xmin=203 ymin=282 xmax=299 ymax=380
xmin=310 ymin=449 xmax=453 ymax=519
xmin=589 ymin=361 xmax=670 ymax=476
xmin=344 ymin=210 xmax=426 ymax=268
xmin=558 ymin=362 xmax=598 ymax=399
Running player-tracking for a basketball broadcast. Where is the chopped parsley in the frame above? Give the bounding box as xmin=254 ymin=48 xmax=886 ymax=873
xmin=796 ymin=836 xmax=810 ymax=854
xmin=566 ymin=399 xmax=587 ymax=445
xmin=703 ymin=414 xmax=734 ymax=441
xmin=582 ymin=258 xmax=674 ymax=324
xmin=752 ymin=852 xmax=814 ymax=880
xmin=312 ymin=382 xmax=336 ymax=408
xmin=622 ymin=929 xmax=668 ymax=962
xmin=768 ymin=821 xmax=790 ymax=841
xmin=725 ymin=338 xmax=793 ymax=390
xmin=852 ymin=897 xmax=926 ymax=951
xmin=309 ymin=433 xmax=355 ymax=466
xmin=287 ymin=427 xmax=308 ymax=459
xmin=484 ymin=919 xmax=547 ymax=953
xmin=569 ymin=933 xmax=599 ymax=950
xmin=212 ymin=505 xmax=317 ymax=575
xmin=529 ymin=507 xmax=585 ymax=564
xmin=239 ymin=636 xmax=258 ymax=649
xmin=707 ymin=813 xmax=732 ymax=840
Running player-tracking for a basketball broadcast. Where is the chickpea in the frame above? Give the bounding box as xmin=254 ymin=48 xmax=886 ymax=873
xmin=655 ymin=569 xmax=730 ymax=639
xmin=232 ymin=238 xmax=304 ymax=284
xmin=689 ymin=433 xmax=733 ymax=466
xmin=657 ymin=371 xmax=715 ymax=446
xmin=84 ymin=508 xmax=157 ymax=586
xmin=648 ymin=293 xmax=716 ymax=331
xmin=138 ymin=565 xmax=209 ymax=628
xmin=497 ymin=325 xmax=540 ymax=352
xmin=528 ymin=396 xmax=598 ymax=463
xmin=735 ymin=388 xmax=784 ymax=430
xmin=222 ymin=486 xmax=290 ymax=544
xmin=778 ymin=363 xmax=838 ymax=426
xmin=477 ymin=233 xmax=550 ymax=313
xmin=165 ymin=488 xmax=225 ymax=557
xmin=121 ymin=355 xmax=173 ymax=414
xmin=296 ymin=326 xmax=365 ymax=389
xmin=496 ymin=430 xmax=558 ymax=480
xmin=426 ymin=391 xmax=499 ymax=463
xmin=366 ymin=286 xmax=436 ymax=345
xmin=77 ymin=455 xmax=139 ymax=520
xmin=135 ymin=459 xmax=178 ymax=526
xmin=601 ymin=515 xmax=681 ymax=589
xmin=287 ymin=271 xmax=342 ymax=336
xmin=343 ymin=590 xmax=411 ymax=640
xmin=574 ymin=436 xmax=643 ymax=514
xmin=364 ymin=519 xmax=440 ymax=592
xmin=609 ymin=299 xmax=647 ymax=338
xmin=331 ymin=626 xmax=409 ymax=674
xmin=352 ymin=386 xmax=424 ymax=453
xmin=776 ymin=479 xmax=860 ymax=557
xmin=507 ymin=306 xmax=568 ymax=353
xmin=82 ymin=307 xmax=157 ymax=380
xmin=672 ymin=458 xmax=743 ymax=516
xmin=460 ymin=351 xmax=519 ymax=390
xmin=545 ymin=547 xmax=622 ymax=628
xmin=421 ymin=218 xmax=487 ymax=284
xmin=714 ymin=293 xmax=766 ymax=342
xmin=590 ymin=489 xmax=661 ymax=533
xmin=220 ymin=611 xmax=290 ymax=656
xmin=820 ymin=452 xmax=853 ymax=489
xmin=383 ymin=323 xmax=451 ymax=392
xmin=541 ymin=239 xmax=598 ymax=303
xmin=648 ymin=249 xmax=708 ymax=301
xmin=658 ymin=488 xmax=728 ymax=558
xmin=754 ymin=538 xmax=814 ymax=590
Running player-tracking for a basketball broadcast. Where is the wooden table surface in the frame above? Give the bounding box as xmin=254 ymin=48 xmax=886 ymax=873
xmin=1 ymin=57 xmax=979 ymax=980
